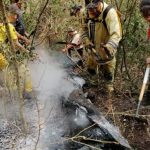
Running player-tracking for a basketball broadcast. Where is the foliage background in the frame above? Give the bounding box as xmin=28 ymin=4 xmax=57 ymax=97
xmin=3 ymin=0 xmax=150 ymax=92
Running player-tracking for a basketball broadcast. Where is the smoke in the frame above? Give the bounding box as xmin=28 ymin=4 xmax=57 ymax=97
xmin=0 ymin=45 xmax=84 ymax=150
xmin=28 ymin=47 xmax=77 ymax=150
xmin=0 ymin=46 xmax=131 ymax=150
xmin=30 ymin=48 xmax=75 ymax=98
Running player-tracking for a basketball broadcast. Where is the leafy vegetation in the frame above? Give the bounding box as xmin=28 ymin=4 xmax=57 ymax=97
xmin=25 ymin=0 xmax=149 ymax=91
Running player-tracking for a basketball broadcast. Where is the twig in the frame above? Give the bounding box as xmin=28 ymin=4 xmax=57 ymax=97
xmin=72 ymin=136 xmax=119 ymax=145
xmin=74 ymin=123 xmax=97 ymax=137
xmin=31 ymin=0 xmax=50 ymax=47
xmin=103 ymin=112 xmax=150 ymax=117
xmin=71 ymin=139 xmax=103 ymax=150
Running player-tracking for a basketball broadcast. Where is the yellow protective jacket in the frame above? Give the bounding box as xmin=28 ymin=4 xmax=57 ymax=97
xmin=0 ymin=23 xmax=17 ymax=70
xmin=0 ymin=23 xmax=32 ymax=93
xmin=81 ymin=2 xmax=122 ymax=61
xmin=0 ymin=23 xmax=17 ymax=43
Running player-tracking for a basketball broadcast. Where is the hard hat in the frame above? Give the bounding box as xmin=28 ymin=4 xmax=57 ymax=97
xmin=9 ymin=3 xmax=24 ymax=16
xmin=85 ymin=0 xmax=102 ymax=5
xmin=86 ymin=0 xmax=103 ymax=9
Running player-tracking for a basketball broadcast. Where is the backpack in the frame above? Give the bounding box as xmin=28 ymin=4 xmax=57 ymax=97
xmin=102 ymin=5 xmax=122 ymax=31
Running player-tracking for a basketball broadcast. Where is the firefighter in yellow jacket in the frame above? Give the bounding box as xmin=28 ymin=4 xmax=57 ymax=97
xmin=81 ymin=0 xmax=122 ymax=93
xmin=0 ymin=10 xmax=32 ymax=98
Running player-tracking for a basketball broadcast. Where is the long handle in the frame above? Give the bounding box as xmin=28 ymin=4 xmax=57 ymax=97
xmin=136 ymin=65 xmax=150 ymax=117
xmin=73 ymin=48 xmax=85 ymax=64
xmin=66 ymin=54 xmax=83 ymax=71
xmin=139 ymin=65 xmax=150 ymax=102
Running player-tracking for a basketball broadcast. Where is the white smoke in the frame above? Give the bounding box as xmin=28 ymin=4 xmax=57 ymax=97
xmin=0 ymin=46 xmax=131 ymax=150
xmin=27 ymin=47 xmax=76 ymax=150
xmin=0 ymin=46 xmax=83 ymax=150
xmin=30 ymin=47 xmax=75 ymax=98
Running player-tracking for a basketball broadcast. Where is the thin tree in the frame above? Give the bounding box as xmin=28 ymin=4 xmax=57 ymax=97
xmin=0 ymin=0 xmax=27 ymax=133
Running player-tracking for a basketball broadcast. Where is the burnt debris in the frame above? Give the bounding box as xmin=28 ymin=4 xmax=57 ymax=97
xmin=61 ymin=89 xmax=132 ymax=150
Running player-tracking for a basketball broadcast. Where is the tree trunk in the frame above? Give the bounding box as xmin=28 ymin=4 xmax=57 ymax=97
xmin=0 ymin=0 xmax=27 ymax=134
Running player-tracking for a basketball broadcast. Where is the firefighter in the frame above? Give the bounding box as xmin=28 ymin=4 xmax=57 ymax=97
xmin=9 ymin=0 xmax=29 ymax=38
xmin=70 ymin=5 xmax=83 ymax=17
xmin=0 ymin=10 xmax=32 ymax=99
xmin=0 ymin=10 xmax=29 ymax=62
xmin=62 ymin=27 xmax=84 ymax=66
xmin=81 ymin=0 xmax=122 ymax=94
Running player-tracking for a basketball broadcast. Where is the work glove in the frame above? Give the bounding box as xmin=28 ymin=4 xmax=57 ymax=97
xmin=102 ymin=44 xmax=116 ymax=59
xmin=146 ymin=57 xmax=150 ymax=64
xmin=25 ymin=38 xmax=30 ymax=46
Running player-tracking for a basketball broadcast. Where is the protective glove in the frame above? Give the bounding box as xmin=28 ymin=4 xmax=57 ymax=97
xmin=103 ymin=44 xmax=116 ymax=59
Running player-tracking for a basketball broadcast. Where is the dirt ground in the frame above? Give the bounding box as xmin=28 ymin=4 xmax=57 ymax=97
xmin=70 ymin=57 xmax=150 ymax=150
xmin=82 ymin=82 xmax=150 ymax=150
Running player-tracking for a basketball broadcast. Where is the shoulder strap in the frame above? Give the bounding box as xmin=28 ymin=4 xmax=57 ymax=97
xmin=102 ymin=5 xmax=113 ymax=30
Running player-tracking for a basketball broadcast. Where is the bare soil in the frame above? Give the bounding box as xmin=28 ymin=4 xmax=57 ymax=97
xmin=83 ymin=84 xmax=150 ymax=150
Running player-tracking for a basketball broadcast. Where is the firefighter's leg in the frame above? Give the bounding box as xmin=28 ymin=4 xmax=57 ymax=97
xmin=24 ymin=67 xmax=32 ymax=93
xmin=19 ymin=62 xmax=33 ymax=99
xmin=87 ymin=53 xmax=97 ymax=75
xmin=85 ymin=53 xmax=99 ymax=86
xmin=102 ymin=57 xmax=116 ymax=93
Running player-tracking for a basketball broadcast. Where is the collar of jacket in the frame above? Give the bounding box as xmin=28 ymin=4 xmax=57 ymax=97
xmin=97 ymin=2 xmax=108 ymax=21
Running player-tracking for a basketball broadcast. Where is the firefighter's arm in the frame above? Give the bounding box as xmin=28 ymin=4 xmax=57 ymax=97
xmin=62 ymin=34 xmax=80 ymax=52
xmin=104 ymin=8 xmax=122 ymax=57
xmin=62 ymin=44 xmax=74 ymax=52
xmin=16 ymin=32 xmax=30 ymax=45
xmin=66 ymin=44 xmax=74 ymax=49
xmin=13 ymin=39 xmax=30 ymax=53
xmin=8 ymin=24 xmax=29 ymax=53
